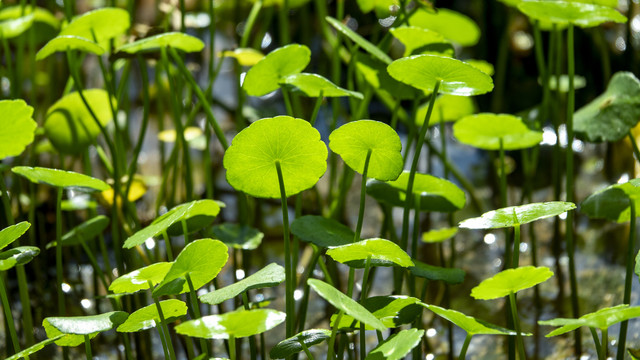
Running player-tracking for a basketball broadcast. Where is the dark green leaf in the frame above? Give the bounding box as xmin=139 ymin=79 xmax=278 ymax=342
xmin=325 ymin=16 xmax=392 ymax=64
xmin=581 ymin=178 xmax=640 ymax=222
xmin=409 ymin=260 xmax=465 ymax=284
xmin=332 ymin=295 xmax=422 ymax=329
xmin=280 ymin=73 xmax=363 ymax=98
xmin=270 ymin=329 xmax=332 ymax=359
xmin=47 ymin=215 xmax=109 ymax=248
xmin=0 ymin=246 xmax=40 ymax=270
xmin=212 ymin=223 xmax=263 ymax=250
xmin=290 ymin=215 xmax=354 ymax=248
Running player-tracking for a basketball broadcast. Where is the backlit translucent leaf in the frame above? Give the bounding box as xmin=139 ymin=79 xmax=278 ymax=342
xmin=0 ymin=13 xmax=34 ymax=39
xmin=43 ymin=320 xmax=98 ymax=347
xmin=357 ymin=0 xmax=399 ymax=17
xmin=109 ymin=262 xmax=172 ymax=294
xmin=5 ymin=335 xmax=64 ymax=360
xmin=574 ymin=72 xmax=640 ymax=142
xmin=327 ymin=238 xmax=413 ymax=268
xmin=388 ymin=55 xmax=494 ymax=96
xmin=0 ymin=5 xmax=59 ymax=29
xmin=117 ymin=299 xmax=187 ymax=332
xmin=117 ymin=32 xmax=204 ymax=54
xmin=221 ymin=48 xmax=264 ymax=66
xmin=307 ymin=279 xmax=386 ymax=331
xmin=0 ymin=246 xmax=39 ymax=270
xmin=454 ymin=113 xmax=542 ymax=150
xmin=409 ymin=260 xmax=465 ymax=284
xmin=224 ymin=116 xmax=327 ymax=198
xmin=153 ymin=239 xmax=228 ymax=296
xmin=212 ymin=223 xmax=263 ymax=250
xmin=326 ymin=16 xmax=392 ymax=64
xmin=415 ymin=95 xmax=476 ymax=126
xmin=517 ymin=0 xmax=626 ymax=27
xmin=581 ymin=178 xmax=640 ymax=222
xmin=0 ymin=221 xmax=30 ymax=251
xmin=270 ymin=329 xmax=332 ymax=359
xmin=36 ymin=35 xmax=105 ymax=61
xmin=471 ymin=266 xmax=554 ymax=300
xmin=60 ymin=7 xmax=129 ymax=47
xmin=332 ymin=295 xmax=422 ymax=329
xmin=390 ymin=27 xmax=454 ymax=57
xmin=280 ymin=73 xmax=363 ymax=99
xmin=45 ymin=311 xmax=128 ymax=335
xmin=0 ymin=100 xmax=36 ymax=159
xmin=243 ymin=44 xmax=310 ymax=96
xmin=423 ymin=304 xmax=519 ymax=335
xmin=409 ymin=8 xmax=481 ymax=46
xmin=175 ymin=308 xmax=286 ymax=339
xmin=12 ymin=166 xmax=110 ymax=191
xmin=329 ymin=120 xmax=403 ymax=181
xmin=355 ymin=52 xmax=422 ymax=100
xmin=43 ymin=89 xmax=115 ymax=154
xmin=290 ymin=215 xmax=354 ymax=248
xmin=366 ymin=171 xmax=466 ymax=212
xmin=199 ymin=263 xmax=285 ymax=305
xmin=422 ymin=227 xmax=458 ymax=243
xmin=465 ymin=59 xmax=495 ymax=76
xmin=365 ymin=329 xmax=424 ymax=360
xmin=540 ymin=305 xmax=640 ymax=336
xmin=459 ymin=201 xmax=576 ymax=229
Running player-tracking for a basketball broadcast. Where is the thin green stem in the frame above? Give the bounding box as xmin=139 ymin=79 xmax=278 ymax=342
xmin=602 ymin=328 xmax=608 ymax=360
xmin=628 ymin=132 xmax=640 ymax=164
xmin=162 ymin=231 xmax=174 ymax=261
xmin=359 ymin=256 xmax=372 ymax=357
xmin=300 ymin=337 xmax=315 ymax=360
xmin=310 ymin=92 xmax=324 ymax=126
xmin=499 ymin=138 xmax=507 ymax=207
xmin=79 ymin=240 xmax=109 ymax=290
xmin=241 ymin=0 xmax=263 ymax=47
xmin=512 ymin=224 xmax=521 ymax=269
xmin=458 ymin=333 xmax=472 ymax=360
xmin=617 ymin=198 xmax=636 ymax=359
xmin=354 ymin=150 xmax=372 ymax=241
xmin=84 ymin=335 xmax=92 ymax=360
xmin=0 ymin=274 xmax=20 ymax=355
xmin=327 ymin=311 xmax=344 ymax=360
xmin=275 ymin=161 xmax=294 ymax=338
xmin=229 ymin=334 xmax=237 ymax=360
xmin=186 ymin=273 xmax=209 ymax=356
xmin=242 ymin=292 xmax=258 ymax=360
xmin=56 ymin=188 xmax=65 ymax=315
xmin=509 ymin=292 xmax=526 ymax=360
xmin=149 ymin=281 xmax=177 ymax=360
xmin=282 ymin=86 xmax=294 ymax=116
xmin=589 ymin=327 xmax=602 ymax=360
xmin=125 ymin=56 xmax=151 ymax=201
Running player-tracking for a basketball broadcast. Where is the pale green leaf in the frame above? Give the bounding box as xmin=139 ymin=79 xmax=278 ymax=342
xmin=109 ymin=262 xmax=172 ymax=294
xmin=220 ymin=48 xmax=264 ymax=66
xmin=424 ymin=304 xmax=521 ymax=336
xmin=60 ymin=7 xmax=129 ymax=47
xmin=459 ymin=201 xmax=576 ymax=229
xmin=517 ymin=0 xmax=626 ymax=27
xmin=326 ymin=16 xmax=392 ymax=64
xmin=199 ymin=263 xmax=285 ymax=305
xmin=390 ymin=26 xmax=454 ymax=57
xmin=365 ymin=329 xmax=424 ymax=360
xmin=453 ymin=113 xmax=543 ymax=150
xmin=243 ymin=44 xmax=310 ymax=96
xmin=12 ymin=166 xmax=110 ymax=191
xmin=280 ymin=73 xmax=363 ymax=99
xmin=471 ymin=266 xmax=554 ymax=300
xmin=332 ymin=295 xmax=422 ymax=329
xmin=36 ymin=35 xmax=105 ymax=61
xmin=5 ymin=335 xmax=64 ymax=360
xmin=415 ymin=95 xmax=476 ymax=126
xmin=45 ymin=311 xmax=128 ymax=335
xmin=117 ymin=299 xmax=187 ymax=332
xmin=0 ymin=221 xmax=30 ymax=251
xmin=118 ymin=32 xmax=205 ymax=54
xmin=175 ymin=308 xmax=286 ymax=339
xmin=327 ymin=238 xmax=413 ymax=268
xmin=409 ymin=8 xmax=481 ymax=46
xmin=0 ymin=100 xmax=36 ymax=160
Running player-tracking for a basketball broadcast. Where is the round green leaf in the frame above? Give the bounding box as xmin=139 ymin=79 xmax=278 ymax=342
xmin=43 ymin=89 xmax=115 ymax=154
xmin=357 ymin=0 xmax=399 ymax=17
xmin=0 ymin=100 xmax=36 ymax=160
xmin=390 ymin=26 xmax=454 ymax=57
xmin=326 ymin=238 xmax=414 ymax=268
xmin=47 ymin=215 xmax=109 ymax=249
xmin=422 ymin=227 xmax=458 ymax=243
xmin=117 ymin=299 xmax=187 ymax=332
xmin=465 ymin=59 xmax=495 ymax=76
xmin=325 ymin=16 xmax=392 ymax=64
xmin=307 ymin=279 xmax=386 ymax=331
xmin=409 ymin=260 xmax=465 ymax=284
xmin=332 ymin=295 xmax=422 ymax=329
xmin=5 ymin=335 xmax=64 ymax=360
xmin=220 ymin=48 xmax=264 ymax=66
xmin=453 ymin=113 xmax=542 ymax=150
xmin=0 ymin=246 xmax=39 ymax=271
xmin=212 ymin=223 xmax=263 ymax=250
xmin=12 ymin=166 xmax=110 ymax=192
xmin=224 ymin=116 xmax=327 ymax=198
xmin=0 ymin=5 xmax=59 ymax=29
xmin=243 ymin=44 xmax=310 ymax=96
xmin=329 ymin=120 xmax=403 ymax=181
xmin=117 ymin=32 xmax=205 ymax=54
xmin=517 ymin=1 xmax=627 ymax=27
xmin=365 ymin=329 xmax=424 ymax=360
xmin=408 ymin=8 xmax=481 ymax=47
xmin=153 ymin=239 xmax=228 ymax=297
xmin=355 ymin=52 xmax=423 ymax=100
xmin=540 ymin=305 xmax=640 ymax=336
xmin=581 ymin=178 xmax=640 ymax=222
xmin=388 ymin=55 xmax=494 ymax=96
xmin=290 ymin=215 xmax=354 ymax=248
xmin=280 ymin=73 xmax=363 ymax=99
xmin=415 ymin=95 xmax=476 ymax=126
xmin=424 ymin=304 xmax=520 ymax=336
xmin=574 ymin=72 xmax=640 ymax=142
xmin=471 ymin=266 xmax=554 ymax=300
xmin=199 ymin=263 xmax=285 ymax=305
xmin=0 ymin=13 xmax=34 ymax=39
xmin=0 ymin=221 xmax=30 ymax=251
xmin=175 ymin=308 xmax=286 ymax=339
xmin=459 ymin=201 xmax=576 ymax=229
xmin=45 ymin=311 xmax=128 ymax=336
xmin=59 ymin=7 xmax=130 ymax=47
xmin=270 ymin=329 xmax=332 ymax=359
xmin=36 ymin=35 xmax=105 ymax=61
xmin=366 ymin=171 xmax=466 ymax=212
xmin=109 ymin=262 xmax=172 ymax=294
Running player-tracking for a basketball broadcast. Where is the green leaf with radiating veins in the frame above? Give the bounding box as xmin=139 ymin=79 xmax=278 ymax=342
xmin=453 ymin=113 xmax=543 ymax=150
xmin=325 ymin=16 xmax=392 ymax=64
xmin=12 ymin=166 xmax=110 ymax=192
xmin=224 ymin=116 xmax=327 ymax=198
xmin=327 ymin=238 xmax=413 ymax=268
xmin=0 ymin=221 xmax=30 ymax=251
xmin=332 ymin=295 xmax=422 ymax=329
xmin=117 ymin=299 xmax=187 ymax=332
xmin=43 ymin=89 xmax=115 ymax=154
xmin=517 ymin=0 xmax=626 ymax=27
xmin=416 ymin=94 xmax=476 ymax=126
xmin=36 ymin=35 xmax=105 ymax=61
xmin=366 ymin=171 xmax=466 ymax=212
xmin=423 ymin=304 xmax=522 ymax=336
xmin=307 ymin=279 xmax=386 ymax=331
xmin=47 ymin=215 xmax=109 ymax=249
xmin=388 ymin=54 xmax=494 ymax=96
xmin=199 ymin=263 xmax=285 ymax=305
xmin=539 ymin=304 xmax=640 ymax=336
xmin=153 ymin=239 xmax=228 ymax=297
xmin=220 ymin=48 xmax=264 ymax=66
xmin=0 ymin=100 xmax=36 ymax=160
xmin=355 ymin=52 xmax=424 ymax=100
xmin=329 ymin=120 xmax=403 ymax=181
xmin=422 ymin=227 xmax=458 ymax=243
xmin=270 ymin=329 xmax=332 ymax=359
xmin=390 ymin=26 xmax=454 ymax=57
xmin=109 ymin=262 xmax=172 ymax=294
xmin=60 ymin=7 xmax=129 ymax=46
xmin=243 ymin=44 xmax=310 ymax=96
xmin=290 ymin=215 xmax=354 ymax=248
xmin=409 ymin=260 xmax=465 ymax=284
xmin=117 ymin=32 xmax=205 ymax=54
xmin=280 ymin=73 xmax=363 ymax=99
xmin=459 ymin=201 xmax=576 ymax=229
xmin=574 ymin=72 xmax=640 ymax=142
xmin=46 ymin=311 xmax=129 ymax=336
xmin=176 ymin=308 xmax=286 ymax=339
xmin=471 ymin=266 xmax=554 ymax=300
xmin=581 ymin=178 xmax=640 ymax=222
xmin=365 ymin=329 xmax=425 ymax=360
xmin=5 ymin=335 xmax=64 ymax=360
xmin=408 ymin=8 xmax=481 ymax=46
xmin=0 ymin=246 xmax=39 ymax=271
xmin=212 ymin=223 xmax=264 ymax=250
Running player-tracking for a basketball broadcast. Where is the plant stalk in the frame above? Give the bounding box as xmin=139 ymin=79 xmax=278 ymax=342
xmin=509 ymin=292 xmax=526 ymax=360
xmin=275 ymin=161 xmax=295 ymax=338
xmin=458 ymin=333 xmax=472 ymax=360
xmin=617 ymin=198 xmax=636 ymax=359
